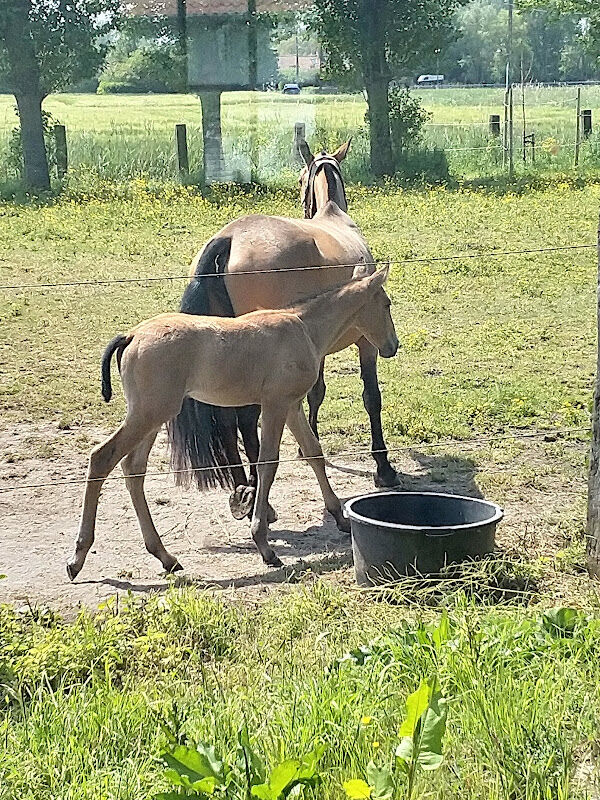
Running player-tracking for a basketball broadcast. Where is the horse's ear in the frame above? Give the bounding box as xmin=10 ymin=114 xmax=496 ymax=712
xmin=331 ymin=139 xmax=352 ymax=163
xmin=368 ymin=263 xmax=390 ymax=288
xmin=352 ymin=263 xmax=371 ymax=281
xmin=299 ymin=139 xmax=314 ymax=167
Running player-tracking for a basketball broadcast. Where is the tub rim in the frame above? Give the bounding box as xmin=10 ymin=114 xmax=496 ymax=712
xmin=344 ymin=491 xmax=504 ymax=533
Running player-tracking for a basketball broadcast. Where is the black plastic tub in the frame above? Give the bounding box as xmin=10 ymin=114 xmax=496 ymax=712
xmin=345 ymin=491 xmax=503 ymax=586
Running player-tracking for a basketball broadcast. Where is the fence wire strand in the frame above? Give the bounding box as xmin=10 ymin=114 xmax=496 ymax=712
xmin=0 ymin=243 xmax=595 ymax=292
xmin=0 ymin=426 xmax=588 ymax=495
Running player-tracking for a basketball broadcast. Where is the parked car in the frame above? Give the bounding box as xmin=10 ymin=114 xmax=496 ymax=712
xmin=282 ymin=83 xmax=301 ymax=95
xmin=417 ymin=74 xmax=444 ymax=87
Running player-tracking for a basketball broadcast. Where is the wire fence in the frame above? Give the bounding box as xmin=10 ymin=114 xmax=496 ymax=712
xmin=0 ymin=426 xmax=589 ymax=495
xmin=1 ymin=243 xmax=595 ymax=292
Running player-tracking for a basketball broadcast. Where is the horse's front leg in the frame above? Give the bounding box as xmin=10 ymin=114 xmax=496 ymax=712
xmin=250 ymin=404 xmax=287 ymax=567
xmin=357 ymin=337 xmax=401 ymax=488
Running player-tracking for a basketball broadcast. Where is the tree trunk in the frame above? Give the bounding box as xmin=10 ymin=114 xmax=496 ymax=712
xmin=199 ymin=91 xmax=224 ymax=183
xmin=4 ymin=0 xmax=51 ymax=191
xmin=587 ymin=214 xmax=600 ymax=576
xmin=15 ymin=93 xmax=50 ymax=190
xmin=359 ymin=0 xmax=394 ymax=178
xmin=364 ymin=77 xmax=394 ymax=177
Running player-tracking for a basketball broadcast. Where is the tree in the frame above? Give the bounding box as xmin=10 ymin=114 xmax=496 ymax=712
xmin=0 ymin=0 xmax=122 ymax=190
xmin=310 ymin=0 xmax=466 ymax=176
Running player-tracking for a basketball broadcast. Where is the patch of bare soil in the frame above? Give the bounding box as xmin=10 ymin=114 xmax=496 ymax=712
xmin=0 ymin=422 xmax=592 ymax=612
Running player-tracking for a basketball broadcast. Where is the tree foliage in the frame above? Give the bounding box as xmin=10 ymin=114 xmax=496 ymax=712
xmin=0 ymin=0 xmax=123 ymax=97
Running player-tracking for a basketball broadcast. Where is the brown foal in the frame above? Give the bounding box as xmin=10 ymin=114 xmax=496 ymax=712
xmin=67 ymin=265 xmax=398 ymax=579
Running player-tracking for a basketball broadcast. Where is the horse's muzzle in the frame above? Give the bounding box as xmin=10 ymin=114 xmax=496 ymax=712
xmin=379 ymin=338 xmax=399 ymax=359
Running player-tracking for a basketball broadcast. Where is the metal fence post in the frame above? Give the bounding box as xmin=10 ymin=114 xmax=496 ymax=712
xmin=293 ymin=122 xmax=306 ymax=163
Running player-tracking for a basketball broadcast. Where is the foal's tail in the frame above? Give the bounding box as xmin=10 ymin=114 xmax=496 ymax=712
xmin=101 ymin=334 xmax=131 ymax=403
xmin=166 ymin=235 xmax=238 ymax=492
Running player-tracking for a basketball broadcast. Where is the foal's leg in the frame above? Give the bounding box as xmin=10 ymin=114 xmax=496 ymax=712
xmin=122 ymin=430 xmax=182 ymax=574
xmin=306 ymin=360 xmax=326 ymax=440
xmin=357 ymin=337 xmax=401 ymax=487
xmin=67 ymin=420 xmax=150 ymax=580
xmin=286 ymin=403 xmax=350 ymax=533
xmin=250 ymin=405 xmax=287 ymax=567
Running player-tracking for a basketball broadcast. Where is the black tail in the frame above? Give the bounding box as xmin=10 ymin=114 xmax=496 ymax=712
xmin=167 ymin=235 xmax=238 ymax=491
xmin=101 ymin=334 xmax=131 ymax=403
xmin=166 ymin=400 xmax=238 ymax=491
xmin=180 ymin=236 xmax=234 ymax=316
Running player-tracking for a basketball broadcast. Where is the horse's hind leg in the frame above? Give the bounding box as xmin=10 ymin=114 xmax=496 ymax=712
xmin=233 ymin=404 xmax=277 ymax=524
xmin=286 ymin=403 xmax=349 ymax=533
xmin=122 ymin=430 xmax=182 ymax=574
xmin=357 ymin=337 xmax=401 ymax=488
xmin=67 ymin=420 xmax=150 ymax=581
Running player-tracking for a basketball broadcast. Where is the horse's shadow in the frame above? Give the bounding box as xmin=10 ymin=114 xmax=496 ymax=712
xmin=95 ymin=450 xmax=485 ymax=594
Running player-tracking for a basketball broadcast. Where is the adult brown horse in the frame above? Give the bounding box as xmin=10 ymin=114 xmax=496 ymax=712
xmin=168 ymin=139 xmax=400 ymax=518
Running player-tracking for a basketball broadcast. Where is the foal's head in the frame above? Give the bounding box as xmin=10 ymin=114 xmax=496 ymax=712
xmin=352 ymin=264 xmax=399 ymax=359
xmin=298 ymin=140 xmax=351 ymax=218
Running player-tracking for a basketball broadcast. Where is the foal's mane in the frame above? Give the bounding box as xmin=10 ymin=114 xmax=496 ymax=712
xmin=283 ymin=272 xmax=368 ymax=314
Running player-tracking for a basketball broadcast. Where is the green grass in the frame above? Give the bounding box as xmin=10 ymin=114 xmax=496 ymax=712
xmin=2 ymin=583 xmax=600 ymax=799
xmin=0 ymin=179 xmax=596 ymax=445
xmin=1 ymin=86 xmax=600 ymax=183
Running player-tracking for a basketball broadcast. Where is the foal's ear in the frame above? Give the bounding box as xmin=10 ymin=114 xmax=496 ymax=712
xmin=331 ymin=139 xmax=352 ymax=163
xmin=368 ymin=263 xmax=390 ymax=289
xmin=299 ymin=139 xmax=314 ymax=167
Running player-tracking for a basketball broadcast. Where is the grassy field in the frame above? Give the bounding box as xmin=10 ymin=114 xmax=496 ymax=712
xmin=2 ymin=583 xmax=600 ymax=799
xmin=1 ymin=85 xmax=600 ymax=184
xmin=1 ymin=180 xmax=596 ymax=442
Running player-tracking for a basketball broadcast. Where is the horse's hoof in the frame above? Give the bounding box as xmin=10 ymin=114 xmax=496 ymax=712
xmin=66 ymin=561 xmax=81 ymax=582
xmin=374 ymin=469 xmax=403 ymax=489
xmin=167 ymin=560 xmax=183 ymax=574
xmin=266 ymin=553 xmax=283 ymax=568
xmin=229 ymin=485 xmax=255 ymax=520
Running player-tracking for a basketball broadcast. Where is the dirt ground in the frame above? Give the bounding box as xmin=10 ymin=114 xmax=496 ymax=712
xmin=0 ymin=422 xmax=591 ymax=612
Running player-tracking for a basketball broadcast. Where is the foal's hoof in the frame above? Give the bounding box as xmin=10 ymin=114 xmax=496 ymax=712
xmin=229 ymin=485 xmax=255 ymax=520
xmin=334 ymin=513 xmax=351 ymax=534
xmin=66 ymin=561 xmax=82 ymax=582
xmin=374 ymin=468 xmax=403 ymax=489
xmin=167 ymin=560 xmax=184 ymax=574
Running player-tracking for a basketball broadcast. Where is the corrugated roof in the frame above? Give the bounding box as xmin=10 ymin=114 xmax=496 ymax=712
xmin=129 ymin=0 xmax=308 ymax=15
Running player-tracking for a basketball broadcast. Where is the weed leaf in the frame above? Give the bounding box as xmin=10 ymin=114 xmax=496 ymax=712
xmin=366 ymin=762 xmax=394 ymax=799
xmin=344 ymin=778 xmax=372 ymax=798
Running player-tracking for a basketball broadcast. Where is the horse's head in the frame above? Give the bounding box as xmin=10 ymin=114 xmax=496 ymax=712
xmin=352 ymin=263 xmax=399 ymax=359
xmin=298 ymin=140 xmax=351 ymax=219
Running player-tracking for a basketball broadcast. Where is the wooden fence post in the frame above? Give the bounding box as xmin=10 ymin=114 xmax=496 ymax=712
xmin=175 ymin=124 xmax=189 ymax=177
xmin=54 ymin=124 xmax=67 ymax=180
xmin=489 ymin=114 xmax=501 ymax=137
xmin=293 ymin=121 xmax=306 ymax=163
xmin=583 ymin=109 xmax=592 ymax=139
xmin=587 ymin=213 xmax=600 ymax=577
xmin=575 ymin=86 xmax=582 ymax=167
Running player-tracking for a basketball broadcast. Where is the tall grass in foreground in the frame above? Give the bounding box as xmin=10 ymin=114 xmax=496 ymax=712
xmin=1 ymin=582 xmax=600 ymax=799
